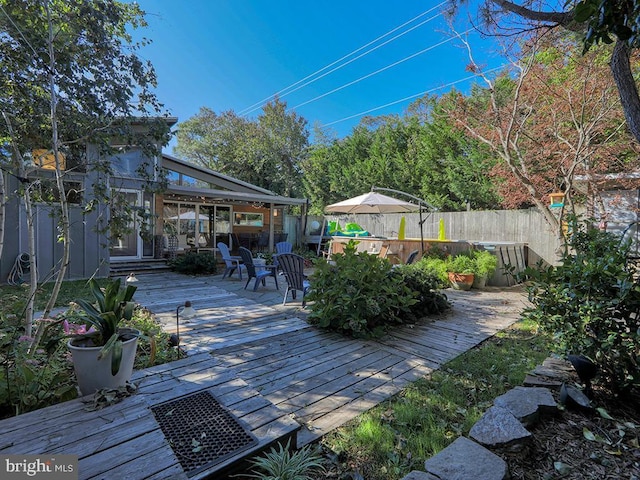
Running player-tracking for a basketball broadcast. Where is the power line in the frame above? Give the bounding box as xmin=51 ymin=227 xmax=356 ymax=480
xmin=290 ymin=31 xmax=471 ymax=111
xmin=0 ymin=3 xmax=42 ymax=60
xmin=272 ymin=12 xmax=446 ymax=114
xmin=322 ymin=65 xmax=506 ymax=127
xmin=238 ymin=1 xmax=448 ymax=116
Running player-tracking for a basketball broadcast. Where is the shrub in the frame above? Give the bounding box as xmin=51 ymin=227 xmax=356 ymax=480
xmin=522 ymin=219 xmax=640 ymax=393
xmin=417 ymin=256 xmax=449 ymax=287
xmin=307 ymin=241 xmax=418 ymax=338
xmin=0 ymin=315 xmax=76 ymax=418
xmin=392 ymin=265 xmax=450 ymax=318
xmin=168 ymin=252 xmax=217 ymax=275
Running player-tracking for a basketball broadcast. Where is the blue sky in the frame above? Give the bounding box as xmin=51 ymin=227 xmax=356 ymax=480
xmin=134 ymin=1 xmax=502 ymax=147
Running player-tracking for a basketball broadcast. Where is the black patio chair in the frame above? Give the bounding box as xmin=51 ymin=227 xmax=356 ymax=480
xmin=274 ymin=253 xmax=311 ymax=307
xmin=406 ymin=250 xmax=420 ymax=265
xmin=238 ymin=247 xmax=279 ymax=291
xmin=256 ymin=231 xmax=269 ymax=252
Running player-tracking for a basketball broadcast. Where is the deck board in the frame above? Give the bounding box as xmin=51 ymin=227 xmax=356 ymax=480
xmin=0 ymin=272 xmax=526 ymax=478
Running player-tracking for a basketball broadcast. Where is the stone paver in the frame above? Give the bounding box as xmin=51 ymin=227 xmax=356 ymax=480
xmin=424 ymin=437 xmax=509 ymax=480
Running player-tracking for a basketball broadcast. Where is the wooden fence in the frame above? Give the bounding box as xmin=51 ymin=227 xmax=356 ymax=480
xmin=304 ymin=208 xmax=562 ymax=267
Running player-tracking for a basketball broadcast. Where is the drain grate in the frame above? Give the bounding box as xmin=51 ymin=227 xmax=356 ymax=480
xmin=151 ymin=390 xmax=258 ymax=477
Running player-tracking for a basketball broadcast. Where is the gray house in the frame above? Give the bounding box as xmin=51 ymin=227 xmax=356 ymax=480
xmin=1 ymin=127 xmax=307 ymax=284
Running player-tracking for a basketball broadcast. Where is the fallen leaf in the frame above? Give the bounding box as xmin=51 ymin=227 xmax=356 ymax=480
xmin=597 ymin=407 xmax=615 ymax=420
xmin=583 ymin=427 xmax=596 ymax=441
xmin=554 ymin=461 xmax=572 ymax=475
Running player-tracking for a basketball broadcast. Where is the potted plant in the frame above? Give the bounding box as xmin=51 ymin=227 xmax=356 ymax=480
xmin=67 ymin=278 xmax=140 ymax=396
xmin=446 ymin=254 xmax=475 ymax=290
xmin=472 ymin=250 xmax=498 ymax=289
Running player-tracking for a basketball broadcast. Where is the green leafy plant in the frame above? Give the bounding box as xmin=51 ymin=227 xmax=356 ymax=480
xmin=472 ymin=250 xmax=498 ymax=278
xmin=307 ymin=241 xmax=417 ymax=338
xmin=446 ymin=254 xmax=475 ymax=274
xmin=522 ymin=218 xmax=640 ymax=392
xmin=392 ymin=264 xmax=450 ymax=318
xmin=70 ymin=278 xmax=138 ymax=375
xmin=168 ymin=252 xmax=217 ymax=275
xmin=255 ymin=251 xmax=274 ymax=265
xmin=0 ymin=314 xmax=76 ymax=418
xmin=245 ymin=439 xmax=325 ymax=480
xmin=417 ymin=256 xmax=449 ymax=287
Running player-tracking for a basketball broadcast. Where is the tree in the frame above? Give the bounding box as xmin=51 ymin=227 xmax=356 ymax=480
xmin=0 ymin=0 xmax=169 ymax=341
xmin=448 ymin=31 xmax=637 ymax=237
xmin=454 ymin=0 xmax=640 ymax=144
xmin=302 ymin=109 xmax=501 ymax=213
xmin=174 ymin=98 xmax=308 ymax=197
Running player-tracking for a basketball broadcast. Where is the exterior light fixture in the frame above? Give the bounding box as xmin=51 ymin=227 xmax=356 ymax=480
xmin=170 ymin=301 xmax=197 ymax=347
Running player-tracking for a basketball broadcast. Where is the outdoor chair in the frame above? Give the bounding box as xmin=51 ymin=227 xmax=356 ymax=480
xmin=218 ymin=242 xmax=246 ymax=280
xmin=228 ymin=233 xmax=241 ymax=253
xmin=238 ymin=247 xmax=279 ymax=291
xmin=275 ymin=241 xmax=293 ymax=254
xmin=377 ymin=244 xmax=389 ymax=259
xmin=257 ymin=231 xmax=269 ymax=252
xmin=274 ymin=253 xmax=311 ymax=307
xmin=406 ymin=250 xmax=420 ymax=265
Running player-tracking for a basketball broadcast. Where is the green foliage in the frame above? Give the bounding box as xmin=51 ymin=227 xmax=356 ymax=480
xmin=446 ymin=254 xmax=475 ymax=274
xmin=307 ymin=241 xmax=418 ymax=338
xmin=522 ymin=219 xmax=640 ymax=392
xmin=123 ymin=307 xmax=179 ymax=368
xmin=302 ymin=108 xmax=501 ymax=214
xmin=69 ymin=278 xmax=138 ymax=375
xmin=576 ymin=0 xmax=640 ymax=51
xmin=322 ymin=320 xmax=551 ymax=479
xmin=472 ymin=249 xmax=498 ymax=278
xmin=168 ymin=252 xmax=217 ymax=275
xmin=255 ymin=251 xmax=274 ymax=265
xmin=0 ymin=314 xmax=77 ymax=418
xmin=417 ymin=256 xmax=449 ymax=287
xmin=392 ymin=265 xmax=451 ymax=318
xmin=175 ymin=99 xmax=308 ymax=197
xmin=245 ymin=439 xmax=325 ymax=480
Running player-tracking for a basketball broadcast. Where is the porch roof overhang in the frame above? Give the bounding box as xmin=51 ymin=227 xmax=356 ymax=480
xmin=163 ymin=153 xmax=277 ymax=195
xmin=165 ymin=184 xmax=308 ymax=207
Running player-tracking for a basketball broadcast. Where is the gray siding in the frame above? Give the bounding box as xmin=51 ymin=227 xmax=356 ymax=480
xmin=1 ymin=173 xmax=111 ymax=285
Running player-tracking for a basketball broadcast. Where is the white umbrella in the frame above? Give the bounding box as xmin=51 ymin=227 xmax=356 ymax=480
xmin=325 ymin=192 xmax=419 ymax=214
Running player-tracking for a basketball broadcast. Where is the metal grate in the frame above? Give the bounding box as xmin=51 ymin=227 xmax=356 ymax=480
xmin=151 ymin=390 xmax=257 ymax=477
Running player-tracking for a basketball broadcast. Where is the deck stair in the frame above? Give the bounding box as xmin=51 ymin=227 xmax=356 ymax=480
xmin=109 ymin=258 xmax=171 ymax=276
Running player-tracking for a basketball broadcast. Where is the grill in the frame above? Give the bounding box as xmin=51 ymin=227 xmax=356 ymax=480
xmin=151 ymin=390 xmax=258 ymax=476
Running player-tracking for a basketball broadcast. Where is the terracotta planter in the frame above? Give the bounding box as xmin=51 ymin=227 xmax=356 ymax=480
xmin=448 ymin=272 xmax=475 ymax=291
xmin=68 ymin=328 xmax=139 ymax=396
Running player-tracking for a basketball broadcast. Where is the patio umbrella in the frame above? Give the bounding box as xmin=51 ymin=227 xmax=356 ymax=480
xmin=324 ymin=192 xmax=419 ymax=214
xmin=325 ymin=191 xmax=429 ymax=255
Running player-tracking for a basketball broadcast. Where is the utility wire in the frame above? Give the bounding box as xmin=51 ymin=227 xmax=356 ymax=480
xmin=238 ymin=1 xmax=448 ymax=116
xmin=322 ymin=65 xmax=506 ymax=127
xmin=291 ymin=30 xmax=472 ymax=111
xmin=0 ymin=3 xmax=42 ymax=60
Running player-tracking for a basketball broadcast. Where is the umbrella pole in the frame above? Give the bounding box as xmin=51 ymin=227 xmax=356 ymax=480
xmin=419 ymin=204 xmax=424 ymax=255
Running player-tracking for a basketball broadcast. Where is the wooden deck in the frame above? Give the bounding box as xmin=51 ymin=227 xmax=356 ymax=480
xmin=0 ymin=272 xmax=527 ymax=478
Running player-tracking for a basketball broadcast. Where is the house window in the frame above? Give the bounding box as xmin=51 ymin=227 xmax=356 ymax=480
xmin=108 ymin=147 xmax=150 ymax=178
xmin=234 ymin=212 xmax=263 ymax=227
xmin=33 ymin=180 xmax=83 ymax=204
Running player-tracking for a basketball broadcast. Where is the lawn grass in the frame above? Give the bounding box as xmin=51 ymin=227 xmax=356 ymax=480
xmin=321 ymin=319 xmax=552 ymax=480
xmin=0 ymin=278 xmax=108 ymax=316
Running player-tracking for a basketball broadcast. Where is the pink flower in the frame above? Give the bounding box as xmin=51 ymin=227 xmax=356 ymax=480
xmin=18 ymin=335 xmax=33 ymax=342
xmin=63 ymin=320 xmax=96 ymax=336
